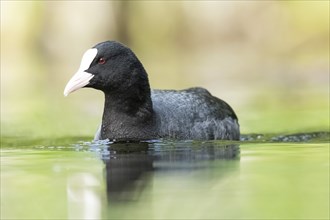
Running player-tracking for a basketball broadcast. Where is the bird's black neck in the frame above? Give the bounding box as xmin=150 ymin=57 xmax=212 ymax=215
xmin=101 ymin=85 xmax=155 ymax=141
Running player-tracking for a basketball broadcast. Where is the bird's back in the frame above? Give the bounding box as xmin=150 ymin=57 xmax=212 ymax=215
xmin=151 ymin=87 xmax=240 ymax=140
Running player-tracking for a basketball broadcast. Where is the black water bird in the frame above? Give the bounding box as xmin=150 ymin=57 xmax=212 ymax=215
xmin=64 ymin=41 xmax=240 ymax=141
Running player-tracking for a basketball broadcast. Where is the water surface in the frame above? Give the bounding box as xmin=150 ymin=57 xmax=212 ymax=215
xmin=1 ymin=133 xmax=329 ymax=219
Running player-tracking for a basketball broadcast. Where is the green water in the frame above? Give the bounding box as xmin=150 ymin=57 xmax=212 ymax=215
xmin=1 ymin=135 xmax=329 ymax=220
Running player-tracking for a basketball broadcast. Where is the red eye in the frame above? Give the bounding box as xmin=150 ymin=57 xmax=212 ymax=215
xmin=98 ymin=57 xmax=106 ymax=64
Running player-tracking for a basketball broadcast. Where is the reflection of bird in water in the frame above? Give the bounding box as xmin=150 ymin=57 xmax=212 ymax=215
xmin=104 ymin=142 xmax=153 ymax=203
xmin=103 ymin=142 xmax=239 ymax=203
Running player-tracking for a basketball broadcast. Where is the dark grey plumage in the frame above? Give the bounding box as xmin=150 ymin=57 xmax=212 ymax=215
xmin=64 ymin=41 xmax=240 ymax=141
xmin=151 ymin=88 xmax=239 ymax=140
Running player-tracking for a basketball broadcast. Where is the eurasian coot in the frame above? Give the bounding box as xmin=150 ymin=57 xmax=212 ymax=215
xmin=64 ymin=41 xmax=240 ymax=141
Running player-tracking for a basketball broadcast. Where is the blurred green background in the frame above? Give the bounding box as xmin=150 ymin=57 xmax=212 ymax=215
xmin=1 ymin=1 xmax=329 ymax=138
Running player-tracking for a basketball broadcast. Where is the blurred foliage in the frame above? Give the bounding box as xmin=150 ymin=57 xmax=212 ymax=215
xmin=1 ymin=1 xmax=329 ymax=138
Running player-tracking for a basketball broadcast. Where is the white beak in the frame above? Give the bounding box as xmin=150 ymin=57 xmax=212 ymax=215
xmin=63 ymin=71 xmax=94 ymax=96
xmin=64 ymin=48 xmax=98 ymax=96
